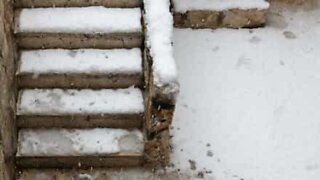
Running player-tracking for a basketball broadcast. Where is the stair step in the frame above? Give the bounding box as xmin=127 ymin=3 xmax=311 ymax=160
xmin=15 ymin=0 xmax=142 ymax=8
xmin=15 ymin=7 xmax=143 ymax=49
xmin=17 ymin=88 xmax=144 ymax=128
xmin=172 ymin=0 xmax=269 ymax=29
xmin=172 ymin=0 xmax=270 ymax=12
xmin=16 ymin=128 xmax=144 ymax=168
xmin=17 ymin=48 xmax=143 ymax=88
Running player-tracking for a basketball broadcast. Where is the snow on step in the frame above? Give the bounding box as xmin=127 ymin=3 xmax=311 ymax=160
xmin=173 ymin=0 xmax=270 ymax=13
xmin=144 ymin=0 xmax=179 ymax=102
xmin=16 ymin=7 xmax=142 ymax=34
xmin=18 ymin=48 xmax=142 ymax=75
xmin=17 ymin=88 xmax=144 ymax=115
xmin=17 ymin=128 xmax=144 ymax=156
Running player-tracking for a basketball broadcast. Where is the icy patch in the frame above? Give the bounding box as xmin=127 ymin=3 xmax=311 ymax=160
xmin=17 ymin=7 xmax=142 ymax=33
xmin=119 ymin=132 xmax=144 ymax=153
xmin=19 ymin=49 xmax=142 ymax=75
xmin=144 ymin=0 xmax=179 ymax=100
xmin=18 ymin=128 xmax=143 ymax=156
xmin=173 ymin=0 xmax=270 ymax=13
xmin=17 ymin=88 xmax=144 ymax=115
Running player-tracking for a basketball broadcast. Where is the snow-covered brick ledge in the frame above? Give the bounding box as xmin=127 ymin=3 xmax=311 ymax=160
xmin=143 ymin=0 xmax=179 ymax=104
xmin=173 ymin=0 xmax=270 ymax=13
xmin=172 ymin=0 xmax=270 ymax=29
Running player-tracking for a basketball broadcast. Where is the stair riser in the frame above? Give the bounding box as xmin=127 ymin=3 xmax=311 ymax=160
xmin=17 ymin=74 xmax=143 ymax=89
xmin=17 ymin=114 xmax=143 ymax=129
xmin=16 ymin=33 xmax=143 ymax=49
xmin=15 ymin=0 xmax=142 ymax=8
xmin=174 ymin=9 xmax=267 ymax=29
xmin=16 ymin=155 xmax=143 ymax=168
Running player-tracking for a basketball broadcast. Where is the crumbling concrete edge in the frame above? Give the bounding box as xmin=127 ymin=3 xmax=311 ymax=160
xmin=142 ymin=0 xmax=177 ymax=166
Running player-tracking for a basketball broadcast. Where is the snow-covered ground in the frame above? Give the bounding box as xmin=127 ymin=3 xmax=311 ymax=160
xmin=170 ymin=6 xmax=320 ymax=180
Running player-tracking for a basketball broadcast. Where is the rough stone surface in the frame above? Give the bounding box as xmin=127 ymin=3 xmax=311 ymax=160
xmin=0 ymin=0 xmax=17 ymax=179
xmin=15 ymin=33 xmax=143 ymax=49
xmin=174 ymin=9 xmax=268 ymax=29
xmin=174 ymin=11 xmax=220 ymax=29
xmin=144 ymin=130 xmax=170 ymax=167
xmin=222 ymin=9 xmax=267 ymax=28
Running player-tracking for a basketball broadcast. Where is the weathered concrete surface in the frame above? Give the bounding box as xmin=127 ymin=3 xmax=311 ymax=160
xmin=17 ymin=114 xmax=143 ymax=129
xmin=174 ymin=9 xmax=268 ymax=29
xmin=16 ymin=154 xmax=144 ymax=169
xmin=0 ymin=0 xmax=17 ymax=179
xmin=144 ymin=130 xmax=171 ymax=167
xmin=143 ymin=49 xmax=175 ymax=167
xmin=17 ymin=168 xmax=192 ymax=180
xmin=14 ymin=0 xmax=142 ymax=8
xmin=15 ymin=32 xmax=143 ymax=49
xmin=17 ymin=73 xmax=143 ymax=89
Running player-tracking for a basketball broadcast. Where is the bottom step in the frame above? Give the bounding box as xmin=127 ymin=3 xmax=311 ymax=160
xmin=17 ymin=168 xmax=185 ymax=180
xmin=17 ymin=128 xmax=144 ymax=168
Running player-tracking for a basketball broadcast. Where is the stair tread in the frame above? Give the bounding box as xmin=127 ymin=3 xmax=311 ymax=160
xmin=17 ymin=128 xmax=144 ymax=156
xmin=18 ymin=48 xmax=142 ymax=75
xmin=17 ymin=88 xmax=144 ymax=116
xmin=16 ymin=7 xmax=142 ymax=34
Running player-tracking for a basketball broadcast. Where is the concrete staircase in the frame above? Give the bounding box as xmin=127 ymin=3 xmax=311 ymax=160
xmin=0 ymin=0 xmax=178 ymax=177
xmin=14 ymin=0 xmax=147 ymax=175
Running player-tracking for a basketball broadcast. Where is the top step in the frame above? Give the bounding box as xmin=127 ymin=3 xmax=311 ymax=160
xmin=172 ymin=0 xmax=270 ymax=13
xmin=16 ymin=7 xmax=142 ymax=34
xmin=14 ymin=0 xmax=142 ymax=8
xmin=15 ymin=7 xmax=143 ymax=49
xmin=172 ymin=0 xmax=269 ymax=29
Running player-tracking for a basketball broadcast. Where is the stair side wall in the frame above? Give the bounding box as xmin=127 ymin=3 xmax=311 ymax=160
xmin=0 ymin=0 xmax=17 ymax=179
xmin=142 ymin=2 xmax=176 ymax=166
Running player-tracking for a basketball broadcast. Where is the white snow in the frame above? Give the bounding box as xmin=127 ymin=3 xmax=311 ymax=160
xmin=17 ymin=7 xmax=142 ymax=33
xmin=171 ymin=7 xmax=320 ymax=180
xmin=173 ymin=0 xmax=270 ymax=13
xmin=18 ymin=128 xmax=144 ymax=156
xmin=143 ymin=0 xmax=179 ymax=99
xmin=18 ymin=49 xmax=142 ymax=75
xmin=17 ymin=88 xmax=144 ymax=115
